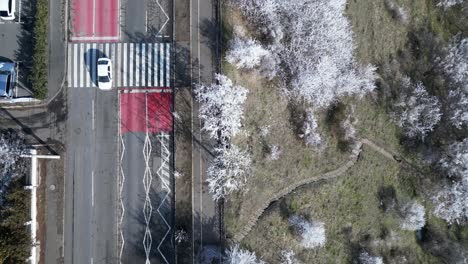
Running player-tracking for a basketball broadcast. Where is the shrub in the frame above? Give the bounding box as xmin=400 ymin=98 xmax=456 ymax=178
xmin=31 ymin=0 xmax=49 ymax=99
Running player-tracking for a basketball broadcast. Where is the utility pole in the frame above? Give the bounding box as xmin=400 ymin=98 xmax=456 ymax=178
xmin=21 ymin=149 xmax=60 ymax=264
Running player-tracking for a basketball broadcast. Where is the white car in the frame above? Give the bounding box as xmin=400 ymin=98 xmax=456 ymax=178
xmin=97 ymin=58 xmax=112 ymax=90
xmin=0 ymin=0 xmax=15 ymax=20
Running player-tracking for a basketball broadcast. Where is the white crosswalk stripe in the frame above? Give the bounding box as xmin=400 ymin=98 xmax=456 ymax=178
xmin=67 ymin=42 xmax=171 ymax=88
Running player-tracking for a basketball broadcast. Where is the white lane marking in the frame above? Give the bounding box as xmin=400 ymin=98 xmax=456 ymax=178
xmin=123 ymin=43 xmax=128 ymax=87
xmin=18 ymin=0 xmax=22 ymax=23
xmin=142 ymin=44 xmax=146 ymax=87
xmin=153 ymin=43 xmax=159 ymax=86
xmin=155 ymin=0 xmax=170 ymax=37
xmin=86 ymin=44 xmax=92 ymax=87
xmin=68 ymin=43 xmax=72 ymax=87
xmin=73 ymin=44 xmax=78 ymax=88
xmin=92 ymin=171 xmax=94 ymax=206
xmin=165 ymin=43 xmax=170 ymax=87
xmin=116 ymin=43 xmax=121 ymax=88
xmin=136 ymin=43 xmax=141 ymax=87
xmin=148 ymin=43 xmax=153 ymax=87
xmin=110 ymin=44 xmax=116 ymax=88
xmin=80 ymin=43 xmax=85 ymax=88
xmin=129 ymin=43 xmax=134 ymax=87
xmin=159 ymin=43 xmax=163 ymax=87
xmin=145 ymin=10 xmax=148 ymax=33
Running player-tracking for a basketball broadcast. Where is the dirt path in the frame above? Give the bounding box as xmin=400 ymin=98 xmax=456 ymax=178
xmin=232 ymin=138 xmax=401 ymax=243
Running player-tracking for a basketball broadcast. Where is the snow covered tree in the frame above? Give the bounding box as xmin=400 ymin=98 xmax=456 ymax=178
xmin=207 ymin=145 xmax=252 ymax=200
xmin=440 ymin=37 xmax=467 ymax=90
xmin=0 ymin=132 xmax=26 ymax=200
xmin=358 ymin=251 xmax=384 ymax=264
xmin=269 ymin=145 xmax=282 ymax=160
xmin=440 ymin=138 xmax=468 ymax=179
xmin=393 ymin=78 xmax=442 ymax=138
xmin=196 ymin=74 xmax=248 ymax=143
xmin=233 ymin=0 xmax=377 ymax=108
xmin=225 ymin=244 xmax=265 ymax=264
xmin=280 ymin=250 xmax=301 ymax=264
xmin=400 ymin=201 xmax=426 ymax=231
xmin=433 ymin=177 xmax=468 ymax=224
xmin=447 ymin=89 xmax=468 ymax=128
xmin=226 ymin=37 xmax=271 ymax=69
xmin=289 ymin=215 xmax=326 ymax=249
xmin=437 ymin=0 xmax=466 ymax=8
xmin=302 ymin=109 xmax=323 ymax=148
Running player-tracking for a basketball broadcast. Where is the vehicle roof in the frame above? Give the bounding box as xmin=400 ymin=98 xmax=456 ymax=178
xmin=0 ymin=0 xmax=9 ymax=11
xmin=97 ymin=64 xmax=109 ymax=77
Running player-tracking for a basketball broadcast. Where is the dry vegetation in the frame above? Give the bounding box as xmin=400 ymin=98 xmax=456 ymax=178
xmin=221 ymin=0 xmax=468 ymax=262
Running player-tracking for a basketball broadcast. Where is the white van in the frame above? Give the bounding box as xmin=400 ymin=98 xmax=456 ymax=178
xmin=0 ymin=0 xmax=15 ymax=20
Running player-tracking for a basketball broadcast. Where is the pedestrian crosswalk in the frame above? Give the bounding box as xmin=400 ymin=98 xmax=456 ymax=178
xmin=67 ymin=42 xmax=171 ymax=88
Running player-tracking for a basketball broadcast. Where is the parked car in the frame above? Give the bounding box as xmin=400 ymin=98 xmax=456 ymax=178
xmin=0 ymin=0 xmax=15 ymax=20
xmin=0 ymin=62 xmax=15 ymax=98
xmin=97 ymin=58 xmax=112 ymax=90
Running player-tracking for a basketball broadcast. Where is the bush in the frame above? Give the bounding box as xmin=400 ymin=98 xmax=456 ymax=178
xmin=31 ymin=0 xmax=49 ymax=99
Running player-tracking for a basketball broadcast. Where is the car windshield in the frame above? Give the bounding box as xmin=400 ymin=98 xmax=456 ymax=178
xmin=5 ymin=75 xmax=10 ymax=94
xmin=98 ymin=60 xmax=108 ymax=65
xmin=0 ymin=11 xmax=8 ymax=17
xmin=99 ymin=76 xmax=110 ymax=82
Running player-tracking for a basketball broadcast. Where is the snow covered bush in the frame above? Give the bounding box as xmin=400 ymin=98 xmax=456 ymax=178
xmin=302 ymin=110 xmax=323 ymax=148
xmin=280 ymin=250 xmax=300 ymax=264
xmin=440 ymin=37 xmax=467 ymax=90
xmin=289 ymin=215 xmax=326 ymax=249
xmin=358 ymin=251 xmax=384 ymax=264
xmin=226 ymin=37 xmax=271 ymax=69
xmin=225 ymin=244 xmax=265 ymax=264
xmin=393 ymin=78 xmax=442 ymax=138
xmin=400 ymin=201 xmax=426 ymax=231
xmin=196 ymin=74 xmax=248 ymax=143
xmin=447 ymin=89 xmax=468 ymax=128
xmin=269 ymin=145 xmax=281 ymax=160
xmin=207 ymin=145 xmax=252 ymax=200
xmin=440 ymin=138 xmax=468 ymax=179
xmin=233 ymin=0 xmax=377 ymax=108
xmin=437 ymin=0 xmax=466 ymax=8
xmin=433 ymin=177 xmax=468 ymax=224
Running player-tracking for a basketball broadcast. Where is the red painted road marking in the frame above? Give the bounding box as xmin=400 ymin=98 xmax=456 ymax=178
xmin=71 ymin=0 xmax=119 ymax=42
xmin=120 ymin=90 xmax=172 ymax=134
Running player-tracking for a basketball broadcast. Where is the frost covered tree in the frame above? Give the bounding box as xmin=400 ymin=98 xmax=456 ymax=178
xmin=437 ymin=0 xmax=466 ymax=8
xmin=393 ymin=78 xmax=442 ymax=138
xmin=440 ymin=38 xmax=467 ymax=90
xmin=302 ymin=109 xmax=323 ymax=148
xmin=280 ymin=250 xmax=301 ymax=264
xmin=400 ymin=201 xmax=426 ymax=231
xmin=226 ymin=37 xmax=271 ymax=69
xmin=289 ymin=215 xmax=326 ymax=249
xmin=358 ymin=251 xmax=384 ymax=264
xmin=207 ymin=145 xmax=252 ymax=200
xmin=0 ymin=132 xmax=26 ymax=199
xmin=440 ymin=138 xmax=468 ymax=179
xmin=233 ymin=0 xmax=377 ymax=108
xmin=196 ymin=74 xmax=248 ymax=144
xmin=447 ymin=89 xmax=468 ymax=128
xmin=433 ymin=177 xmax=468 ymax=224
xmin=225 ymin=244 xmax=265 ymax=264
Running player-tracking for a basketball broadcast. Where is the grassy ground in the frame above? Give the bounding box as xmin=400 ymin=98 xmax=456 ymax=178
xmin=242 ymin=148 xmax=443 ymax=263
xmin=222 ymin=0 xmax=468 ymax=261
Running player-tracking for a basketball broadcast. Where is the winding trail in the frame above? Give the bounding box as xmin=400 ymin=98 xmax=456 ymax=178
xmin=232 ymin=138 xmax=399 ymax=243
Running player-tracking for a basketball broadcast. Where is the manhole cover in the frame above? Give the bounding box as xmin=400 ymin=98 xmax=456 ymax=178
xmin=49 ymin=184 xmax=56 ymax=191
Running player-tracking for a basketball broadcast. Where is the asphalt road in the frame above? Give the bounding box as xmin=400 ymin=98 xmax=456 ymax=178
xmin=190 ymin=0 xmax=222 ymax=261
xmin=64 ymin=87 xmax=119 ymax=264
